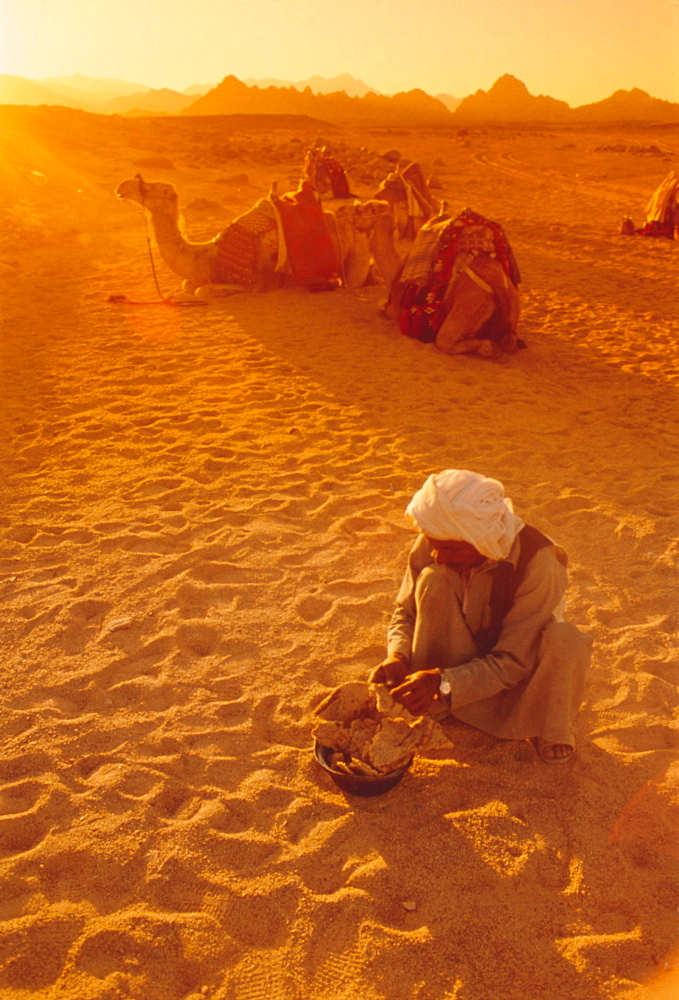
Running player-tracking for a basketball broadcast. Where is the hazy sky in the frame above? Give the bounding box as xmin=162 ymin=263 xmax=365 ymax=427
xmin=2 ymin=0 xmax=678 ymax=106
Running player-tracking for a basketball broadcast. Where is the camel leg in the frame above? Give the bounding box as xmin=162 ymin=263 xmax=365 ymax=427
xmin=194 ymin=283 xmax=247 ymax=299
xmin=186 ymin=278 xmax=245 ymax=297
xmin=341 ymin=231 xmax=373 ymax=290
xmin=435 ymin=275 xmax=496 ymax=356
xmin=438 ymin=337 xmax=502 ymax=358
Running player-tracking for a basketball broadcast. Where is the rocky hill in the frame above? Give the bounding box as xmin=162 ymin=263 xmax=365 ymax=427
xmin=244 ymin=73 xmax=378 ymax=98
xmin=182 ymin=76 xmax=454 ymax=126
xmin=0 ymin=74 xmax=99 ymax=111
xmin=454 ymin=74 xmax=573 ymax=121
xmin=572 ymin=87 xmax=679 ymax=122
xmin=453 ymin=75 xmax=679 ymax=124
xmin=105 ymin=88 xmax=195 ymax=116
xmin=43 ymin=73 xmax=151 ymax=100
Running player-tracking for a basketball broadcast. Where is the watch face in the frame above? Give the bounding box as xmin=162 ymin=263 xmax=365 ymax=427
xmin=439 ymin=678 xmax=451 ymax=696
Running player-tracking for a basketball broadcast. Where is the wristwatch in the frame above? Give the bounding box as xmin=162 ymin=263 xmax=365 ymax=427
xmin=438 ymin=673 xmax=451 ymax=697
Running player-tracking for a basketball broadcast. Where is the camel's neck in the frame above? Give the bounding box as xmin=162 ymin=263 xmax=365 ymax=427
xmin=369 ymin=214 xmax=403 ymax=290
xmin=145 ymin=205 xmax=216 ymax=284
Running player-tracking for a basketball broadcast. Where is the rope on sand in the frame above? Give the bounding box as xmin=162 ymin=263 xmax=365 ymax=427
xmin=108 ymin=222 xmax=209 ymax=307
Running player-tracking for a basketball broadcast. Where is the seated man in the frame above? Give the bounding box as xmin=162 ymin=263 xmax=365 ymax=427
xmin=370 ymin=469 xmax=592 ymax=763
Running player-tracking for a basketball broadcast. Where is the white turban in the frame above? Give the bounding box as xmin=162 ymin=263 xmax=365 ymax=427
xmin=405 ymin=469 xmax=524 ymax=561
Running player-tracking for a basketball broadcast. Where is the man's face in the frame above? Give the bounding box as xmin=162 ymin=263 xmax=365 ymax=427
xmin=425 ymin=536 xmax=485 ymax=572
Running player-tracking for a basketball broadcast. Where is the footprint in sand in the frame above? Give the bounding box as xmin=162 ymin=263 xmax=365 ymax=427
xmin=295 ymin=593 xmax=332 ymax=622
xmin=0 ymin=911 xmax=84 ymax=991
xmin=175 ymin=621 xmax=221 ymax=657
xmin=107 ymin=678 xmax=178 ymax=713
xmin=212 ymin=698 xmax=250 ymax=729
xmin=0 ymin=780 xmax=65 ymax=856
xmin=146 ymin=853 xmax=213 ymax=912
xmin=72 ymin=915 xmax=223 ymax=988
xmin=56 ymin=598 xmax=112 ymax=654
xmin=209 ymin=884 xmax=292 ymax=951
xmin=0 ymin=778 xmax=47 ymax=817
xmin=5 ymin=525 xmax=38 ymax=544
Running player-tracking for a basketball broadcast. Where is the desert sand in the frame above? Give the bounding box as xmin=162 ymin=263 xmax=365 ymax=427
xmin=0 ymin=106 xmax=677 ymax=1000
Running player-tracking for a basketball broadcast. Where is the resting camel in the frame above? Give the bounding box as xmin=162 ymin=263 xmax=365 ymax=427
xmin=303 ymin=149 xmax=438 ymax=240
xmin=363 ymin=207 xmax=522 ymax=358
xmin=303 ymin=146 xmax=353 ymax=199
xmin=115 ymin=176 xmax=519 ymax=355
xmin=620 ymin=169 xmax=679 ymax=239
xmin=116 ymin=174 xmax=379 ymax=296
xmin=373 ymin=161 xmax=439 ymax=239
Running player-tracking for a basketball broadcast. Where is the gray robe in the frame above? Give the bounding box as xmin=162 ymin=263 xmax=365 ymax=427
xmin=386 ymin=533 xmax=592 ymax=746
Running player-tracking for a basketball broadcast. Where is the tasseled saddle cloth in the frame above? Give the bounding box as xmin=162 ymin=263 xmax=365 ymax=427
xmin=398 ymin=209 xmax=521 ymax=342
xmin=213 ymin=199 xmax=277 ymax=286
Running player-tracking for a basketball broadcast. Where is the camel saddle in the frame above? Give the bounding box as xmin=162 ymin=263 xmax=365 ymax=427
xmin=213 ymin=198 xmax=277 ymax=287
xmin=398 ymin=209 xmax=521 ymax=342
xmin=272 ymin=181 xmax=341 ymax=287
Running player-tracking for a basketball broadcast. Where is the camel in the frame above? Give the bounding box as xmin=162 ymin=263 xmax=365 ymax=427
xmin=303 ymin=146 xmax=353 ymax=199
xmin=303 ymin=149 xmax=438 ymax=240
xmin=114 ymin=176 xmax=520 ymax=356
xmin=332 ymin=199 xmax=397 ymax=288
xmin=373 ymin=161 xmax=439 ymax=239
xmin=363 ymin=207 xmax=522 ymax=358
xmin=116 ymin=174 xmax=377 ymax=296
xmin=620 ymin=170 xmax=679 ymax=239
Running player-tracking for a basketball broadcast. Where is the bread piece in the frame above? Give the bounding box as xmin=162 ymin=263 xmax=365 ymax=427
xmin=313 ymin=681 xmax=376 ymax=723
xmin=333 ymin=758 xmax=380 ymax=777
xmin=371 ymin=683 xmax=419 ymax=723
xmin=349 ymin=716 xmax=381 ymax=755
xmin=312 ymin=720 xmax=353 ymax=753
xmin=366 ymin=717 xmax=415 ymax=772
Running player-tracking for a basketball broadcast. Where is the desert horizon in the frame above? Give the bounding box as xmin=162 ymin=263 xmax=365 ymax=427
xmin=2 ymin=70 xmax=679 ymax=125
xmin=0 ymin=100 xmax=678 ymax=1000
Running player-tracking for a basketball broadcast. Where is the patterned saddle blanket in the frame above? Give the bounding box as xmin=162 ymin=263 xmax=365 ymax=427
xmin=397 ymin=209 xmax=520 ymax=342
xmin=213 ymin=199 xmax=276 ymax=286
xmin=212 ymin=182 xmax=340 ymax=287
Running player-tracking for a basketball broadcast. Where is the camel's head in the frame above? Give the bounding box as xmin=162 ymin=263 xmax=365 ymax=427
xmin=374 ymin=172 xmax=406 ymax=205
xmin=116 ymin=174 xmax=179 ymax=215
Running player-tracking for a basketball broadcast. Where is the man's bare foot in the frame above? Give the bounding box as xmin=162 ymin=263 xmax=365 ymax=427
xmin=531 ymin=736 xmax=574 ymax=764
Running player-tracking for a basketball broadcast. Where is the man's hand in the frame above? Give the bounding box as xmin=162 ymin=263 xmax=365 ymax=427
xmin=369 ymin=654 xmax=409 ymax=689
xmin=390 ymin=670 xmax=441 ymax=716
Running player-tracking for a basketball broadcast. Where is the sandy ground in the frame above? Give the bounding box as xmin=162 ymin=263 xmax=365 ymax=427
xmin=0 ymin=106 xmax=678 ymax=1000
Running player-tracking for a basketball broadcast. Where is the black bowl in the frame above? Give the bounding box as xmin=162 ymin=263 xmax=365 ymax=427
xmin=313 ymin=740 xmax=412 ymax=797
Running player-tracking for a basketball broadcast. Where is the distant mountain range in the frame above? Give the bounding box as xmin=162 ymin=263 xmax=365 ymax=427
xmin=435 ymin=93 xmax=463 ymax=113
xmin=105 ymin=88 xmax=194 ymax=115
xmin=1 ymin=72 xmax=677 ymax=124
xmin=183 ymin=75 xmax=454 ymax=126
xmin=453 ymin=75 xmax=679 ymax=123
xmin=244 ymin=73 xmax=379 ymax=98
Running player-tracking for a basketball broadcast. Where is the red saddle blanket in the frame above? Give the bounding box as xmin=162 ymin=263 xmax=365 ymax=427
xmin=399 ymin=209 xmax=519 ymax=342
xmin=274 ymin=181 xmax=341 ymax=286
